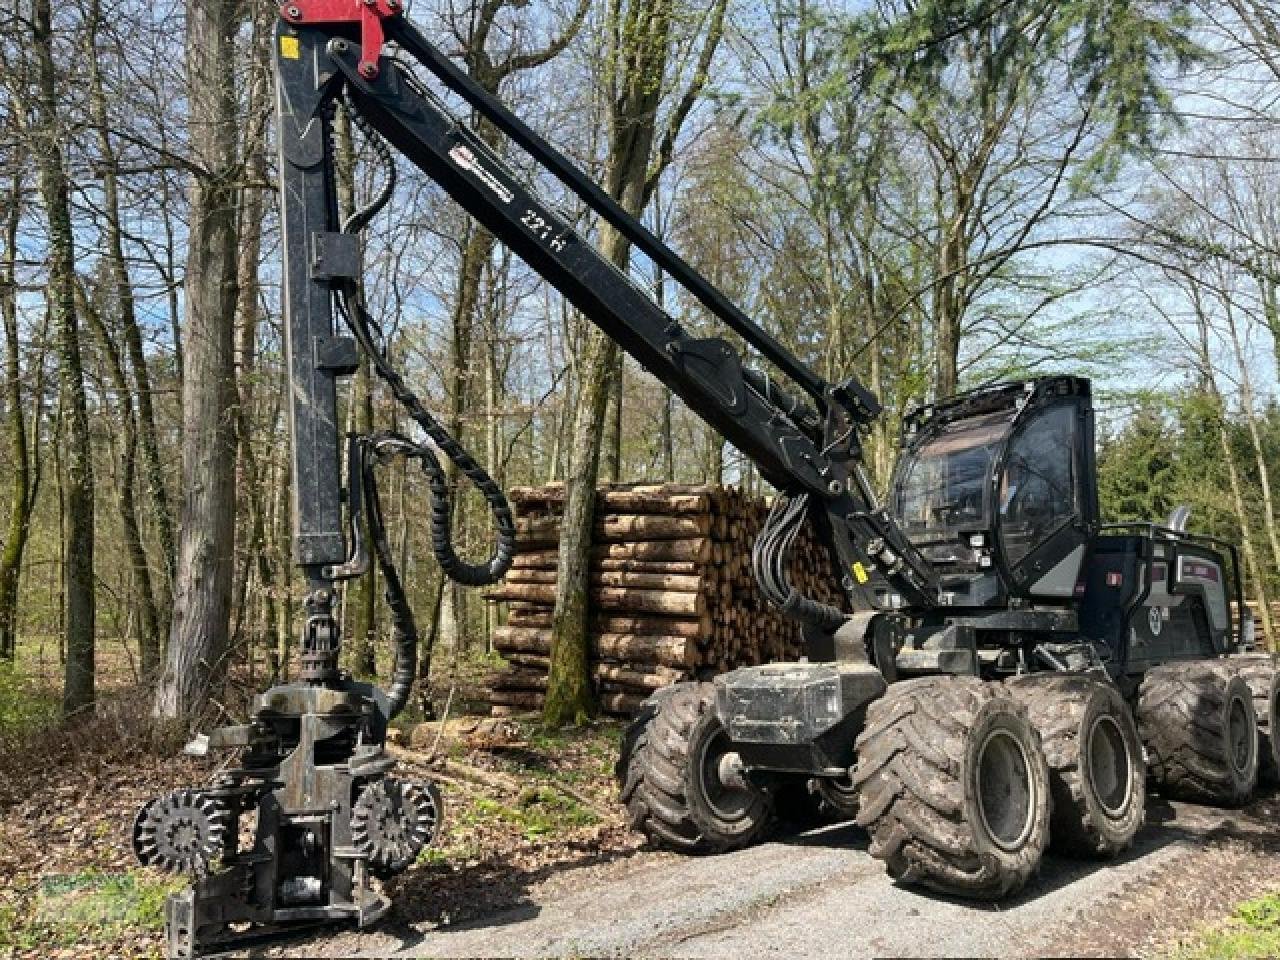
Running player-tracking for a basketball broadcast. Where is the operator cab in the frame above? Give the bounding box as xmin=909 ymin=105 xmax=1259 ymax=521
xmin=889 ymin=377 xmax=1099 ymax=609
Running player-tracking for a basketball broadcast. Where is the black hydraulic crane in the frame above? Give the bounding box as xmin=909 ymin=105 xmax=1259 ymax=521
xmin=130 ymin=1 xmax=1265 ymax=955
xmin=129 ymin=2 xmax=934 ymax=955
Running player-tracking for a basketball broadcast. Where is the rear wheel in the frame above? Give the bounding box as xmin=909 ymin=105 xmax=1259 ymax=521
xmin=1007 ymin=674 xmax=1145 ymax=858
xmin=812 ymin=774 xmax=860 ymax=821
xmin=775 ymin=773 xmax=861 ymax=826
xmin=1138 ymin=662 xmax=1259 ymax=806
xmin=853 ymin=676 xmax=1051 ymax=899
xmin=1233 ymin=655 xmax=1279 ymax=785
xmin=617 ymin=682 xmax=774 ymax=853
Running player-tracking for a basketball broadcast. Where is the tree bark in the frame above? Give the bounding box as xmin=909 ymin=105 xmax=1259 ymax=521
xmin=77 ymin=281 xmax=161 ymax=676
xmin=82 ymin=0 xmax=176 ymax=627
xmin=1187 ymin=288 xmax=1275 ymax=644
xmin=544 ymin=0 xmax=728 ymax=727
xmin=230 ymin=1 xmax=276 ymax=679
xmin=154 ymin=0 xmax=242 ymax=721
xmin=29 ymin=0 xmax=96 ymax=715
xmin=0 ymin=174 xmax=30 ymax=661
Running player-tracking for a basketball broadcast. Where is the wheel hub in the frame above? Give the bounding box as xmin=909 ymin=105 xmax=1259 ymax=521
xmin=697 ymin=728 xmax=755 ymax=822
xmin=1087 ymin=714 xmax=1132 ymax=818
xmin=1228 ymin=696 xmax=1254 ymax=774
xmin=975 ymin=728 xmax=1036 ymax=853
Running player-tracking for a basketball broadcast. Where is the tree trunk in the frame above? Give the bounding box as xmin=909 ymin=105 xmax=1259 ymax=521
xmin=83 ymin=0 xmax=175 ymax=628
xmin=543 ymin=61 xmax=640 ymax=722
xmin=228 ymin=2 xmax=275 ymax=684
xmin=155 ymin=0 xmax=242 ymax=721
xmin=0 ymin=174 xmax=30 ymax=661
xmin=29 ymin=0 xmax=96 ymax=715
xmin=78 ymin=281 xmax=161 ymax=676
xmin=1219 ymin=294 xmax=1280 ymax=574
xmin=544 ymin=0 xmax=730 ymax=726
xmin=1188 ymin=289 xmax=1275 ymax=645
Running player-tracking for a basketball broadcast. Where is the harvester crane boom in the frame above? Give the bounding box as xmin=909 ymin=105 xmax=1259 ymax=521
xmin=131 ymin=7 xmax=941 ymax=955
xmin=275 ymin=4 xmax=940 ymax=653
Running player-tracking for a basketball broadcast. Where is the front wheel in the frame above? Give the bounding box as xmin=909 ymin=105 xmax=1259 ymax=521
xmin=1233 ymin=655 xmax=1279 ymax=785
xmin=853 ymin=676 xmax=1051 ymax=899
xmin=617 ymin=682 xmax=774 ymax=853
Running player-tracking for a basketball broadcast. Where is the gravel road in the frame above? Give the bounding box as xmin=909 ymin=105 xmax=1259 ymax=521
xmin=279 ymin=790 xmax=1280 ymax=959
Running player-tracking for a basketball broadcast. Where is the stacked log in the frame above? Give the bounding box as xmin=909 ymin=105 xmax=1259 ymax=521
xmin=1236 ymin=601 xmax=1280 ymax=646
xmin=484 ymin=483 xmax=846 ymax=716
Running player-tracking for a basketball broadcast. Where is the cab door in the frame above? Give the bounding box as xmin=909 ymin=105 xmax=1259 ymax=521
xmin=994 ymin=401 xmax=1094 ymax=599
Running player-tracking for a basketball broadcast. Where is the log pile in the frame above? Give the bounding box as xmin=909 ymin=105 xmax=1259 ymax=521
xmin=1238 ymin=601 xmax=1280 ymax=645
xmin=483 ymin=483 xmax=846 ymax=716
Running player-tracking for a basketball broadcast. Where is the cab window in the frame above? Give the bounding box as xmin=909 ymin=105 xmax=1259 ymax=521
xmin=998 ymin=405 xmax=1077 ymax=567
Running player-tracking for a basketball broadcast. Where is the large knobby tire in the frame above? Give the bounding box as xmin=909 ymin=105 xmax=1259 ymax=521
xmin=853 ymin=676 xmax=1051 ymax=900
xmin=1138 ymin=662 xmax=1259 ymax=806
xmin=1231 ymin=655 xmax=1279 ymax=786
xmin=616 ymin=682 xmax=773 ymax=853
xmin=1006 ymin=674 xmax=1145 ymax=858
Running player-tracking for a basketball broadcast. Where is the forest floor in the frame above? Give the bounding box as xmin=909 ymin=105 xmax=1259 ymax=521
xmin=2 ymin=651 xmax=1279 ymax=959
xmin=0 ymin=651 xmax=640 ymax=960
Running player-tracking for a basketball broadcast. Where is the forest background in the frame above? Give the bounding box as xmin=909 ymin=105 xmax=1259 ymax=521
xmin=1 ymin=0 xmax=1278 ymax=727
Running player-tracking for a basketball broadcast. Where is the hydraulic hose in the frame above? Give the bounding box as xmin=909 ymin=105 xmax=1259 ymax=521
xmin=358 ymin=435 xmax=422 ymax=719
xmin=751 ymin=493 xmax=847 ymax=630
xmin=332 ymin=97 xmax=516 ymax=588
xmin=336 ymin=287 xmax=516 ymax=586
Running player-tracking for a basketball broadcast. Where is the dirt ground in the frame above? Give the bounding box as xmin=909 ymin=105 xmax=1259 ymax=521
xmin=2 ymin=699 xmax=1278 ymax=960
xmin=272 ymin=788 xmax=1280 ymax=960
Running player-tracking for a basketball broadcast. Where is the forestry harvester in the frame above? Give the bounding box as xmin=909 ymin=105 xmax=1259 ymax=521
xmin=131 ymin=0 xmax=1280 ymax=955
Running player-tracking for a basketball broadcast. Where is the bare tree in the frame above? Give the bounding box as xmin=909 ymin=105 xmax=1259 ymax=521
xmin=545 ymin=0 xmax=729 ymax=726
xmin=154 ymin=0 xmax=244 ymax=720
xmin=20 ymin=0 xmax=98 ymax=714
xmin=0 ymin=171 xmax=34 ymax=661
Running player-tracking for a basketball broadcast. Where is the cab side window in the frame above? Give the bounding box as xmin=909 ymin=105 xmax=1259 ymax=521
xmin=998 ymin=405 xmax=1077 ymax=567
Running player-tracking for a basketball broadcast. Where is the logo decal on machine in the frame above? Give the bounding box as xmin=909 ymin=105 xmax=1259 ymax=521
xmin=1179 ymin=558 xmax=1220 ymax=582
xmin=448 ymin=145 xmax=514 ymax=205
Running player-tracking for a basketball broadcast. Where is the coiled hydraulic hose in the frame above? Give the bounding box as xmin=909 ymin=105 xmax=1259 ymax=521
xmin=335 ymin=286 xmax=516 ymax=587
xmin=359 ymin=434 xmax=420 ymax=719
xmin=751 ymin=493 xmax=847 ymax=630
xmin=334 ymin=97 xmax=516 ymax=589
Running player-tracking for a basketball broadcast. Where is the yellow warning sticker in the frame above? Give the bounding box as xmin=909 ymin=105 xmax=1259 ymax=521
xmin=852 ymin=562 xmax=869 ymax=584
xmin=280 ymin=35 xmax=301 ymax=59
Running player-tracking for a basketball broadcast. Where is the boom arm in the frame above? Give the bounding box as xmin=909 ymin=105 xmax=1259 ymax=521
xmin=274 ymin=5 xmax=941 ymax=675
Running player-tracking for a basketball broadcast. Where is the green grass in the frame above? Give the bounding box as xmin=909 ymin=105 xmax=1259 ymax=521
xmin=455 ymin=787 xmax=599 ymax=842
xmin=1170 ymin=891 xmax=1280 ymax=960
xmin=0 ymin=869 xmax=182 ymax=951
xmin=0 ymin=659 xmax=60 ymax=743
